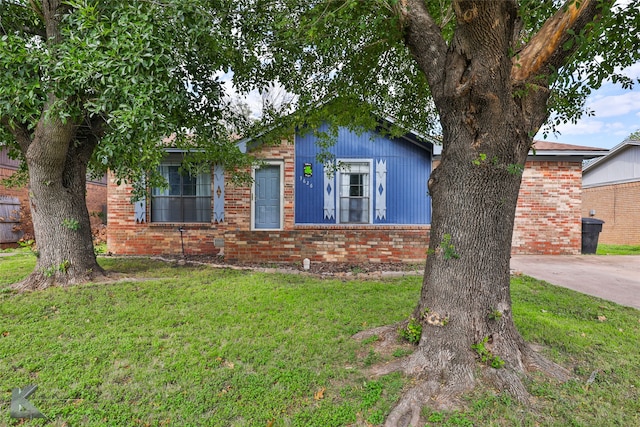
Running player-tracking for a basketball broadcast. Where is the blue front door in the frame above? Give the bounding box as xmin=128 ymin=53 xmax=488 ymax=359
xmin=254 ymin=165 xmax=281 ymax=229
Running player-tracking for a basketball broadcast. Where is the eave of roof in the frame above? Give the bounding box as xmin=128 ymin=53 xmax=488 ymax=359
xmin=433 ymin=140 xmax=608 ymax=160
xmin=582 ymin=139 xmax=640 ymax=173
xmin=528 ymin=140 xmax=608 ymax=161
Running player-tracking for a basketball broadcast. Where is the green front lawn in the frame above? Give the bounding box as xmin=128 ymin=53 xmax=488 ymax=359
xmin=597 ymin=244 xmax=640 ymax=255
xmin=1 ymin=253 xmax=639 ymax=426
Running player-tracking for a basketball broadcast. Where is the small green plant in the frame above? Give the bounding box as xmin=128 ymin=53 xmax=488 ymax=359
xmin=17 ymin=239 xmax=38 ymax=257
xmin=488 ymin=308 xmax=502 ymax=321
xmin=399 ymin=317 xmax=422 ymax=344
xmin=42 ymin=260 xmax=71 ymax=277
xmin=392 ymin=348 xmax=413 ymax=358
xmin=506 ymin=163 xmax=524 ymax=175
xmin=361 ymin=334 xmax=379 ymax=345
xmin=361 ymin=380 xmax=383 ymax=409
xmin=363 ymin=348 xmax=379 ymax=367
xmin=472 ymin=336 xmax=505 ymax=369
xmin=441 ymin=233 xmax=460 ymax=260
xmin=427 ymin=411 xmax=444 ymax=422
xmin=62 ymin=218 xmax=80 ymax=230
xmin=18 ymin=239 xmax=34 ymax=249
xmin=350 ymin=265 xmax=364 ymax=274
xmin=472 ymin=153 xmax=487 ymax=166
xmin=94 ymin=242 xmax=107 ymax=255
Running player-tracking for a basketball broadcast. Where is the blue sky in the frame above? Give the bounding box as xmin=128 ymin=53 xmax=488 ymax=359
xmin=536 ymin=63 xmax=640 ymax=150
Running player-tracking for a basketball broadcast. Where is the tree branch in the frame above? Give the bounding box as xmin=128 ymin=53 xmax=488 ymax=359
xmin=512 ymin=0 xmax=608 ymax=83
xmin=1 ymin=116 xmax=33 ymax=153
xmin=400 ymin=0 xmax=449 ymax=99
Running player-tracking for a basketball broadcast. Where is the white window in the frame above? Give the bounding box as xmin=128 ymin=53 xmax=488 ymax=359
xmin=151 ymin=160 xmax=211 ymax=223
xmin=338 ymin=161 xmax=372 ymax=224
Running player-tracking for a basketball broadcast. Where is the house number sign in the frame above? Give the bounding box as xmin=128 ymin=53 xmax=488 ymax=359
xmin=303 ymin=163 xmax=313 ymax=177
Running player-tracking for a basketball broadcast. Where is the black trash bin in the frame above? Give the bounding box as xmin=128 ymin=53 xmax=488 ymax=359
xmin=581 ymin=218 xmax=605 ymax=254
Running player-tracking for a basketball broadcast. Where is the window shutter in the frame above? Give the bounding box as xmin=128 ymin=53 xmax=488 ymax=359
xmin=375 ymin=159 xmax=387 ymax=220
xmin=134 ymin=176 xmax=146 ymax=223
xmin=323 ymin=164 xmax=335 ymax=220
xmin=213 ymin=164 xmax=225 ymax=223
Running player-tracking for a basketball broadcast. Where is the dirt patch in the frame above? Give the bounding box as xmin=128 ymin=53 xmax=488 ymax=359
xmin=145 ymin=254 xmax=426 ymax=278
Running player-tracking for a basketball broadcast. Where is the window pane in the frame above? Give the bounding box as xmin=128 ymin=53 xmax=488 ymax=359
xmin=338 ymin=161 xmax=370 ymax=223
xmin=168 ymin=166 xmax=182 ymax=195
xmin=151 ymin=163 xmax=211 ymax=223
xmin=349 ymin=174 xmax=363 ymax=196
xmin=182 ymin=197 xmax=197 ymax=222
xmin=182 ymin=174 xmax=196 ymax=196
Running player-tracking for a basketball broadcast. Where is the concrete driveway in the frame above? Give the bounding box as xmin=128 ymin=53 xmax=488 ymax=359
xmin=510 ymin=255 xmax=640 ymax=310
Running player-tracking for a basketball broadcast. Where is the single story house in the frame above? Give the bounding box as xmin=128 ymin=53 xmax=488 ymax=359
xmin=106 ymin=125 xmax=606 ymax=263
xmin=582 ymin=139 xmax=640 ymax=245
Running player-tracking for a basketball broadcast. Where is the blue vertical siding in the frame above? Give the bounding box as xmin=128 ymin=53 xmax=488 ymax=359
xmin=294 ymin=124 xmax=432 ymax=224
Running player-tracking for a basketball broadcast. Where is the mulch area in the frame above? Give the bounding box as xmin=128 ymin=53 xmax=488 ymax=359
xmin=115 ymin=253 xmax=426 ymax=278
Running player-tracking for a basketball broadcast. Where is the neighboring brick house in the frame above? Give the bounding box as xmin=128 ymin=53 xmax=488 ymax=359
xmin=511 ymin=141 xmax=607 ymax=254
xmin=107 ymin=129 xmax=606 ymax=263
xmin=0 ymin=147 xmax=107 ymax=246
xmin=582 ymin=139 xmax=640 ymax=245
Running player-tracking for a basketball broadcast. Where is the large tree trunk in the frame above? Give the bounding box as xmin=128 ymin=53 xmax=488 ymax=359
xmin=378 ymin=97 xmax=570 ymax=427
xmin=9 ymin=0 xmax=105 ymax=291
xmin=374 ymin=1 xmax=593 ymax=425
xmin=12 ymin=111 xmax=105 ymax=291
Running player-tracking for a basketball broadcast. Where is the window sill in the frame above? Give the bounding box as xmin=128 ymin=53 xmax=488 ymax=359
xmin=293 ymin=224 xmax=430 ymax=230
xmin=148 ymin=222 xmax=214 ymax=227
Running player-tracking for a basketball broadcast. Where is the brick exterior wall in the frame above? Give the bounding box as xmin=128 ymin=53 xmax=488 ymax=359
xmin=105 ymin=173 xmax=225 ymax=256
xmin=107 ymin=147 xmax=584 ymax=260
xmin=512 ymin=161 xmax=582 ymax=255
xmin=582 ymin=181 xmax=640 ymax=245
xmin=225 ymin=226 xmax=430 ymax=264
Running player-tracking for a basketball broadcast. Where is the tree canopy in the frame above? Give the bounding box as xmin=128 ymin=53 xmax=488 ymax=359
xmin=246 ymin=0 xmax=640 ymax=138
xmin=0 ymin=0 xmax=268 ymax=193
xmin=0 ymin=0 xmax=275 ymax=288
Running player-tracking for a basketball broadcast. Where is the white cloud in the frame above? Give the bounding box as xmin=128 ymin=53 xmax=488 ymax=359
xmin=623 ymin=62 xmax=640 ymax=80
xmin=555 ymin=119 xmax=604 ymax=135
xmin=587 ymin=91 xmax=640 ymax=118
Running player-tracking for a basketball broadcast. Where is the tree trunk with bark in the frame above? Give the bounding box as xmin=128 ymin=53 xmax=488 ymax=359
xmin=375 ymin=1 xmax=606 ymax=425
xmin=12 ymin=110 xmax=105 ymax=291
xmin=9 ymin=0 xmax=106 ymax=291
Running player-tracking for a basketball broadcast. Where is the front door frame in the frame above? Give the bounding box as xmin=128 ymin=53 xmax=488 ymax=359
xmin=251 ymin=160 xmax=284 ymax=231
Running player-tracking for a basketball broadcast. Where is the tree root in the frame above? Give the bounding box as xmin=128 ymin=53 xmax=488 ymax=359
xmin=11 ymin=268 xmax=108 ymax=292
xmin=356 ymin=325 xmax=572 ymax=427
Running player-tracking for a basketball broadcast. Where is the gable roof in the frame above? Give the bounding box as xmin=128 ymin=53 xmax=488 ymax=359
xmin=583 ymin=139 xmax=640 ymax=172
xmin=582 ymin=139 xmax=640 ymax=187
xmin=239 ymin=116 xmax=438 ymax=154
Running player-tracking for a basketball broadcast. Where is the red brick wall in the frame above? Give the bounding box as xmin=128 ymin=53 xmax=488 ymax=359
xmin=224 ymin=226 xmax=430 ymax=264
xmin=105 ymin=173 xmax=225 ymax=255
xmin=512 ymin=161 xmax=582 ymax=254
xmin=582 ymin=181 xmax=640 ymax=245
xmin=107 ymin=150 xmax=583 ymax=259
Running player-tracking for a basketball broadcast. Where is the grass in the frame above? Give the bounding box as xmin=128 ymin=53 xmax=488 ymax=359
xmin=1 ymin=253 xmax=639 ymax=426
xmin=597 ymin=244 xmax=640 ymax=255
